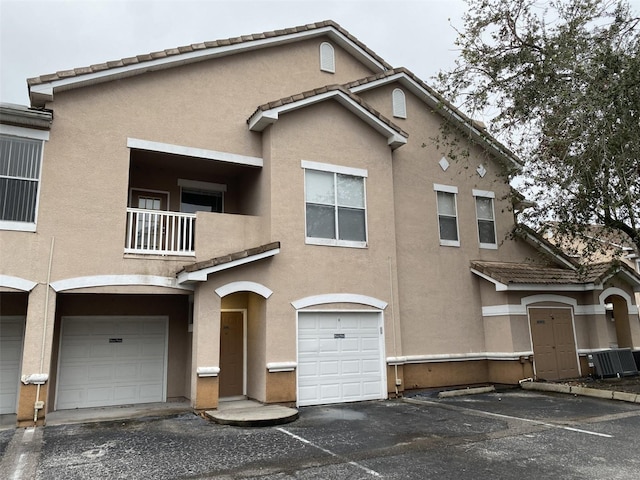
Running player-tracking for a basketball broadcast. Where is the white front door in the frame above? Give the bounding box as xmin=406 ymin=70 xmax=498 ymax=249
xmin=0 ymin=317 xmax=25 ymax=414
xmin=56 ymin=316 xmax=167 ymax=410
xmin=297 ymin=311 xmax=386 ymax=406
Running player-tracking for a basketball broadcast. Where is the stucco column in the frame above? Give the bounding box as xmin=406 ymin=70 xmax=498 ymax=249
xmin=190 ymin=280 xmax=221 ymax=410
xmin=17 ymin=283 xmax=56 ymax=426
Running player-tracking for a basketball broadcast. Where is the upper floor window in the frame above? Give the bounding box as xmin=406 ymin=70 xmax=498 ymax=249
xmin=392 ymin=88 xmax=407 ymax=118
xmin=0 ymin=131 xmax=46 ymax=232
xmin=320 ymin=42 xmax=335 ymax=73
xmin=473 ymin=189 xmax=497 ymax=249
xmin=434 ymin=184 xmax=459 ymax=247
xmin=303 ymin=160 xmax=367 ymax=248
xmin=178 ymin=179 xmax=225 ymax=213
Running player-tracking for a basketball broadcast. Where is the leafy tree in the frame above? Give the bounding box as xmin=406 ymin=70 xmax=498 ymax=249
xmin=436 ymin=0 xmax=640 ymax=259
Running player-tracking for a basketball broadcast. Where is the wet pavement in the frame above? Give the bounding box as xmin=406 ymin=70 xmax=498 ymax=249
xmin=2 ymin=390 xmax=640 ymax=479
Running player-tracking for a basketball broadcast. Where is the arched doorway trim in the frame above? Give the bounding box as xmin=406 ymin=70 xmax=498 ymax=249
xmin=215 ymin=281 xmax=272 ymax=299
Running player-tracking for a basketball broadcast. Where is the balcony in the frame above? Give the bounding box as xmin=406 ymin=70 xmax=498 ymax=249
xmin=125 ymin=208 xmax=196 ymax=256
xmin=124 ymin=140 xmax=264 ymax=257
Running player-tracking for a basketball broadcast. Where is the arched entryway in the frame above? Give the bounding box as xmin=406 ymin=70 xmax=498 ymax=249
xmin=216 ymin=282 xmax=271 ymax=401
xmin=604 ymin=294 xmax=632 ymax=348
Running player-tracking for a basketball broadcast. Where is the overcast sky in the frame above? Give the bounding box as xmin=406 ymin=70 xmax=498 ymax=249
xmin=1 ymin=0 xmax=470 ymax=106
xmin=2 ymin=0 xmax=639 ymax=108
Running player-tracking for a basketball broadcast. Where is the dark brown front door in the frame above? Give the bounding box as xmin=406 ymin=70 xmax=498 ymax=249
xmin=529 ymin=308 xmax=579 ymax=381
xmin=219 ymin=311 xmax=244 ymax=397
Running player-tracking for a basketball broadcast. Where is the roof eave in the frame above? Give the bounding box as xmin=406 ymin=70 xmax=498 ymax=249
xmin=248 ymin=90 xmax=408 ymax=149
xmin=28 ymin=25 xmax=389 ymax=107
xmin=176 ymin=244 xmax=280 ymax=285
xmin=470 ymin=268 xmax=601 ymax=292
xmin=349 ymin=72 xmax=523 ymax=171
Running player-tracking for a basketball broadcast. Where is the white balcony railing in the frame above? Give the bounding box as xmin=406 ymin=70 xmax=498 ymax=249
xmin=125 ymin=208 xmax=196 ymax=256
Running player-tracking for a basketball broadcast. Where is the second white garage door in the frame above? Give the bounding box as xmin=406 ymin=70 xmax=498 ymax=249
xmin=297 ymin=311 xmax=385 ymax=406
xmin=57 ymin=316 xmax=167 ymax=410
xmin=0 ymin=317 xmax=25 ymax=415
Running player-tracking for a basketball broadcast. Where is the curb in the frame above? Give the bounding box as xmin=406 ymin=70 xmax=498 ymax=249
xmin=520 ymin=381 xmax=640 ymax=403
xmin=438 ymin=385 xmax=496 ymax=398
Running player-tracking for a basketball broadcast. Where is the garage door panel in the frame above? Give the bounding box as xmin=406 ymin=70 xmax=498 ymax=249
xmin=340 ymin=360 xmax=360 ymax=374
xmin=319 ymin=360 xmax=339 ymax=375
xmin=320 ymin=384 xmax=340 ymax=400
xmin=57 ymin=316 xmax=167 ymax=410
xmin=362 ymin=359 xmax=382 ymax=374
xmin=340 ymin=339 xmax=360 ymax=352
xmin=89 ymin=364 xmax=114 ymax=381
xmin=113 ymin=386 xmax=137 ymax=402
xmin=141 ymin=340 xmax=165 ymax=356
xmin=319 ymin=339 xmax=339 ymax=352
xmin=139 ymin=383 xmax=163 ymax=399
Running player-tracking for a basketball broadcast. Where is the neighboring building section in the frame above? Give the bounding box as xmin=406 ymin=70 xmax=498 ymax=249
xmin=1 ymin=21 xmax=639 ymax=426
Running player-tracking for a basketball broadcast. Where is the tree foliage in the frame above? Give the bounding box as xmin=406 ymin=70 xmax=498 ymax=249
xmin=436 ymin=0 xmax=640 ymax=258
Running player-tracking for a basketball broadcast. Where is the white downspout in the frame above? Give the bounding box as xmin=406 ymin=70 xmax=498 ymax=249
xmin=389 ymin=257 xmax=400 ymax=397
xmin=34 ymin=236 xmax=54 ymax=424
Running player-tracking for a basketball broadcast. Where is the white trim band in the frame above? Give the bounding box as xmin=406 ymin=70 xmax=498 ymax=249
xmin=0 ymin=275 xmax=38 ymax=292
xmin=387 ymin=352 xmax=533 ymax=365
xmin=292 ymin=293 xmax=388 ymax=310
xmin=50 ymin=275 xmax=193 ymax=292
xmin=433 ymin=184 xmax=458 ymax=194
xmin=301 ymin=160 xmax=367 ymax=178
xmin=215 ymin=281 xmax=273 ymax=299
xmin=0 ymin=124 xmax=50 ymax=141
xmin=127 ymin=138 xmax=263 ymax=168
xmin=266 ymin=362 xmax=297 ymax=372
xmin=197 ymin=366 xmax=220 ymax=377
xmin=21 ymin=373 xmax=49 ymax=385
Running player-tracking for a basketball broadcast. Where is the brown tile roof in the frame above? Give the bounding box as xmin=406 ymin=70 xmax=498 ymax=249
xmin=471 ymin=261 xmax=615 ymax=286
xmin=248 ymin=84 xmax=409 ymax=137
xmin=178 ymin=241 xmax=280 ymax=274
xmin=27 ymin=20 xmax=392 ymax=88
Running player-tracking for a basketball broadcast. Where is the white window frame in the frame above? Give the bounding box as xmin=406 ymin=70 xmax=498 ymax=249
xmin=178 ymin=178 xmax=226 ymax=213
xmin=302 ymin=160 xmax=368 ymax=248
xmin=392 ymin=88 xmax=407 ymax=119
xmin=0 ymin=126 xmax=49 ymax=232
xmin=434 ymin=184 xmax=460 ymax=247
xmin=473 ymin=189 xmax=498 ymax=249
xmin=319 ymin=42 xmax=335 ymax=73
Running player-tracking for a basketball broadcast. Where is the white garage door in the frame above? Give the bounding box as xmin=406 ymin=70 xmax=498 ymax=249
xmin=297 ymin=311 xmax=385 ymax=406
xmin=57 ymin=316 xmax=167 ymax=410
xmin=0 ymin=317 xmax=25 ymax=414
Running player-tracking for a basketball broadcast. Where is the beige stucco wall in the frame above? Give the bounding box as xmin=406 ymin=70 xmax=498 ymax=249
xmin=5 ymin=29 xmax=640 ymax=421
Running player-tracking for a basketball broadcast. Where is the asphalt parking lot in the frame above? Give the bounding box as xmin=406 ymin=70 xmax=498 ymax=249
xmin=2 ymin=389 xmax=640 ymax=479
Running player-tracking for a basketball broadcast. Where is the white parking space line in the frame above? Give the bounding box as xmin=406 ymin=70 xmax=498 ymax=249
xmin=276 ymin=427 xmax=382 ymax=477
xmin=478 ymin=410 xmax=613 ymax=438
xmin=404 ymin=397 xmax=613 ymax=438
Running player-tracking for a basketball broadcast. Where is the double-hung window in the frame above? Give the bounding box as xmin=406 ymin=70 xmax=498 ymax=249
xmin=0 ymin=130 xmax=47 ymax=232
xmin=473 ymin=189 xmax=497 ymax=249
xmin=434 ymin=184 xmax=459 ymax=246
xmin=303 ymin=160 xmax=367 ymax=247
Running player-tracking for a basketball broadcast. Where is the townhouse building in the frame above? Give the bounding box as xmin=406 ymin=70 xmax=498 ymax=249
xmin=1 ymin=21 xmax=639 ymax=426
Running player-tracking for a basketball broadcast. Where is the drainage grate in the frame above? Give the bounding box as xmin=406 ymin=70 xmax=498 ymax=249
xmin=591 ymin=349 xmax=639 ymax=378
